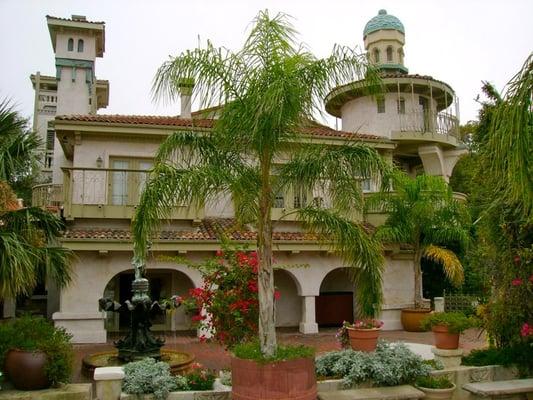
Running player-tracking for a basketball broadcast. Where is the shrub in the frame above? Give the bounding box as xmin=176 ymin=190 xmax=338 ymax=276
xmin=421 ymin=312 xmax=474 ymax=333
xmin=122 ymin=358 xmax=178 ymax=400
xmin=185 ymin=363 xmax=215 ymax=390
xmin=0 ymin=315 xmax=73 ymax=386
xmin=462 ymin=344 xmax=533 ymax=378
xmin=233 ymin=340 xmax=314 ymax=363
xmin=315 ymin=341 xmax=433 ymax=388
xmin=416 ymin=375 xmax=454 ymax=389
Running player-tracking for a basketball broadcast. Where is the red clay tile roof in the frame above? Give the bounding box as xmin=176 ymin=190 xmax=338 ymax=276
xmin=64 ymin=218 xmax=375 ymax=243
xmin=64 ymin=218 xmax=321 ymax=242
xmin=55 ymin=114 xmax=384 ymax=140
xmin=46 ymin=15 xmax=105 ymax=25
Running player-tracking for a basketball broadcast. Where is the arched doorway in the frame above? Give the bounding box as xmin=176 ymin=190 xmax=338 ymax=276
xmin=103 ymin=269 xmax=195 ymax=332
xmin=274 ymin=269 xmax=301 ymax=328
xmin=316 ymin=268 xmax=354 ymax=326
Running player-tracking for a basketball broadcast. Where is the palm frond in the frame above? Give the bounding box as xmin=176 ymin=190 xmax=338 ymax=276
xmin=423 ymin=244 xmax=464 ymax=286
xmin=0 ymin=232 xmax=37 ymax=297
xmin=298 ymin=206 xmax=384 ymax=317
xmin=485 ymin=53 xmax=533 ymax=218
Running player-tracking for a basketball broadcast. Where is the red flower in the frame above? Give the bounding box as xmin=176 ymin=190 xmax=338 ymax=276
xmin=247 ymin=280 xmax=258 ymax=293
xmin=274 ymin=290 xmax=281 ymax=300
xmin=529 ymin=275 xmax=533 ymax=284
xmin=216 ymin=250 xmax=224 ymax=257
xmin=513 ymin=255 xmax=521 ymax=265
xmin=520 ymin=323 xmax=533 ymax=337
xmin=191 ymin=314 xmax=205 ymax=322
xmin=512 ymin=278 xmax=523 ymax=286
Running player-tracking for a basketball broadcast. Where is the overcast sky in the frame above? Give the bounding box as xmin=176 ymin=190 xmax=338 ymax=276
xmin=1 ymin=0 xmax=532 ymax=127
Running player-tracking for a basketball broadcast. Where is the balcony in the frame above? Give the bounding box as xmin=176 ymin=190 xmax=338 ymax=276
xmin=392 ymin=111 xmax=461 ymax=147
xmin=32 ymin=168 xmax=204 ymax=221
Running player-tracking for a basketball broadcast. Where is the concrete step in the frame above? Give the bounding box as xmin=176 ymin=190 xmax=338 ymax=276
xmin=318 ymin=384 xmax=425 ymax=400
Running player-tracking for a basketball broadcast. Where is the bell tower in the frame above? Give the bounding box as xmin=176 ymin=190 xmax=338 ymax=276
xmin=46 ymin=14 xmax=105 ymax=115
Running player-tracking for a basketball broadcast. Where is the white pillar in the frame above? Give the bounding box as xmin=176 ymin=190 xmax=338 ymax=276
xmin=2 ymin=298 xmax=16 ymax=318
xmin=434 ymin=297 xmax=445 ymax=313
xmin=299 ymin=296 xmax=318 ymax=334
xmin=94 ymin=367 xmax=124 ymax=400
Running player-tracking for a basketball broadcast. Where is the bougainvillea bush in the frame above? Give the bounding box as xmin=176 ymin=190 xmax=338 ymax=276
xmin=181 ymin=246 xmax=279 ymax=348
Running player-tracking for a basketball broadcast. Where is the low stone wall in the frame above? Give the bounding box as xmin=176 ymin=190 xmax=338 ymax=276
xmin=0 ymin=383 xmax=92 ymax=400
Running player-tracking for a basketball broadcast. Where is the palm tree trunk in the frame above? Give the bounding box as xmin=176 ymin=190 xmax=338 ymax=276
xmin=413 ymin=246 xmax=423 ymax=308
xmin=257 ymin=161 xmax=276 ymax=357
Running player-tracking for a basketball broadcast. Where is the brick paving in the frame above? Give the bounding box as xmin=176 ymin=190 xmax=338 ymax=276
xmin=72 ymin=328 xmax=487 ymax=383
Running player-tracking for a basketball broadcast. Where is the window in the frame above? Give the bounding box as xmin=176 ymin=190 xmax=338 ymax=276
xmin=361 ymin=179 xmax=372 ymax=193
xmin=386 ymin=46 xmax=393 ymax=62
xmin=67 ymin=38 xmax=74 ymax=51
xmin=397 ymin=98 xmax=406 ymax=114
xmin=377 ymin=97 xmax=385 ymax=113
xmin=274 ymin=194 xmax=285 ymax=208
xmin=293 ymin=191 xmax=307 ymax=209
xmin=46 ymin=129 xmax=55 ymax=150
xmin=109 ymin=158 xmax=153 ymax=205
xmin=77 ymin=39 xmax=84 ymax=52
xmin=373 ymin=48 xmax=380 ymax=63
xmin=398 ymin=48 xmax=404 ymax=64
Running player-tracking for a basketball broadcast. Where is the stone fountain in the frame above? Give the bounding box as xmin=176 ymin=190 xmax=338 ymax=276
xmin=82 ymin=255 xmax=194 ymax=377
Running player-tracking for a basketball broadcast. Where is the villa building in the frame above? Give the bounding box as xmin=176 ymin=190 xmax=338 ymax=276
xmin=28 ymin=11 xmax=465 ymax=343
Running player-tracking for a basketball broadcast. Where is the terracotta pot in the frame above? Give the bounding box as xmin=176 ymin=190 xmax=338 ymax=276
xmin=231 ymin=356 xmax=316 ymax=400
xmin=401 ymin=308 xmax=431 ymax=332
xmin=4 ymin=349 xmax=49 ymax=390
xmin=432 ymin=325 xmax=460 ymax=349
xmin=416 ymin=383 xmax=456 ymax=400
xmin=347 ymin=327 xmax=381 ymax=352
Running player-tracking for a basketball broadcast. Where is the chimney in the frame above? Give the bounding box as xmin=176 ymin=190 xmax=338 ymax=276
xmin=178 ymin=78 xmax=194 ymax=118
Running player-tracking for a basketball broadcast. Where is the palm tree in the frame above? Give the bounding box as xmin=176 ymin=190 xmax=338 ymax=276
xmin=366 ymin=174 xmax=470 ymax=308
xmin=0 ymin=101 xmax=73 ymax=300
xmin=0 ymin=98 xmax=41 ymax=185
xmin=133 ymin=11 xmax=389 ymax=357
xmin=484 ymin=53 xmax=532 ymax=219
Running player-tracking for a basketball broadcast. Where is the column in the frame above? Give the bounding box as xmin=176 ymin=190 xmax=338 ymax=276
xmin=299 ymin=296 xmax=318 ymax=334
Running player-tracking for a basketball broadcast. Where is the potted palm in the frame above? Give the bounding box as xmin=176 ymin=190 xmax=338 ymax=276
xmin=415 ymin=376 xmax=456 ymax=400
xmin=366 ymin=174 xmax=470 ymax=331
xmin=133 ymin=10 xmax=387 ymax=400
xmin=421 ymin=312 xmax=473 ymax=349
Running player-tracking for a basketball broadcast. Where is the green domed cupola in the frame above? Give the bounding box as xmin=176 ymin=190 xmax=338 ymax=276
xmin=364 ymin=9 xmax=404 ymax=38
xmin=363 ymin=9 xmax=408 ymax=74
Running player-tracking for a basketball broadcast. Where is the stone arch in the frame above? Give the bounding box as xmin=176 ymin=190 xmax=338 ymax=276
xmin=274 ymin=269 xmax=302 ymax=327
xmin=386 ymin=46 xmax=394 ymax=62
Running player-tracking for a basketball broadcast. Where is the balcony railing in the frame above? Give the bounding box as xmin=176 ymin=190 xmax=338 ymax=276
xmin=32 ymin=183 xmax=63 ymax=209
xmin=399 ymin=111 xmax=459 ymax=138
xmin=30 ymin=167 xmax=203 ymax=221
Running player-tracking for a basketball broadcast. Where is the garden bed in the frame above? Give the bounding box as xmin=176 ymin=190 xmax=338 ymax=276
xmin=120 ymin=378 xmax=231 ymax=399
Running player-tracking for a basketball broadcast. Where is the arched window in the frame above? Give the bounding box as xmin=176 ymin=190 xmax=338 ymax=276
xmin=77 ymin=39 xmax=84 ymax=52
xmin=398 ymin=48 xmax=404 ymax=64
xmin=67 ymin=38 xmax=74 ymax=51
xmin=373 ymin=48 xmax=380 ymax=63
xmin=386 ymin=46 xmax=393 ymax=62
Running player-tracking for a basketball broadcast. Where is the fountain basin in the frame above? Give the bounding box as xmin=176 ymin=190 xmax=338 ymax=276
xmin=82 ymin=349 xmax=195 ymax=379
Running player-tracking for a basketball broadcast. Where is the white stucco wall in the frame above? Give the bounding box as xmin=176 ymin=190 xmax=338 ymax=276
xmin=341 ymin=93 xmax=437 ymax=138
xmin=274 ymin=269 xmax=301 ymax=327
xmin=55 ymin=33 xmax=97 ymax=61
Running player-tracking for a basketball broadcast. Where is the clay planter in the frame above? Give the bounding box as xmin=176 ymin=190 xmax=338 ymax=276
xmin=401 ymin=308 xmax=431 ymax=332
xmin=231 ymin=356 xmax=317 ymax=400
xmin=4 ymin=349 xmax=50 ymax=390
xmin=416 ymin=383 xmax=456 ymax=400
xmin=432 ymin=325 xmax=460 ymax=349
xmin=347 ymin=327 xmax=381 ymax=352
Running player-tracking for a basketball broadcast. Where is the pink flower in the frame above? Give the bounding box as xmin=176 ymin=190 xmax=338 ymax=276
xmin=511 ymin=278 xmax=523 ymax=286
xmin=520 ymin=323 xmax=533 ymax=337
xmin=274 ymin=290 xmax=281 ymax=300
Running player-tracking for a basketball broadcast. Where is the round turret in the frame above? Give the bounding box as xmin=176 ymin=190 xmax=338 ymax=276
xmin=364 ymin=9 xmax=407 ymax=74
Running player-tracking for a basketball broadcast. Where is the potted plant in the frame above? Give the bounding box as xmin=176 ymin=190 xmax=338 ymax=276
xmin=337 ymin=319 xmax=383 ymax=352
xmin=366 ymin=174 xmax=470 ymax=332
xmin=0 ymin=315 xmax=74 ymax=390
xmin=421 ymin=312 xmax=473 ymax=349
xmin=415 ymin=375 xmax=456 ymax=400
